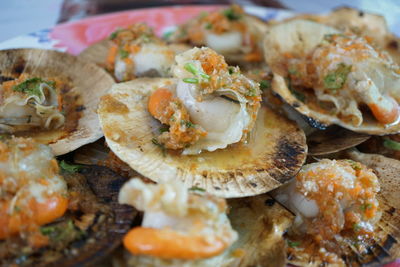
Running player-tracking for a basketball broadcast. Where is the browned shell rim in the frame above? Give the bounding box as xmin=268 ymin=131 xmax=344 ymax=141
xmin=307 ymin=126 xmax=370 ymax=156
xmin=0 ymin=49 xmax=115 ymax=155
xmin=98 ymin=78 xmax=307 ymax=198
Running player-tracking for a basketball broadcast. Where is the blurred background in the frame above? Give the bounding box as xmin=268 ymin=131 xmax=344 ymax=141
xmin=1 ymin=0 xmax=400 ymax=43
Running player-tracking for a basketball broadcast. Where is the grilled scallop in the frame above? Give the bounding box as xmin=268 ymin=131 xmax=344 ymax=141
xmin=98 ymin=47 xmax=306 ymax=197
xmin=0 ymin=49 xmax=114 ymax=155
xmin=264 ymin=19 xmax=400 ymax=135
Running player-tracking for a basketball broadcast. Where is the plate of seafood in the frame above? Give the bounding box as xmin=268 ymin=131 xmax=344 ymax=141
xmin=0 ymin=4 xmax=400 ymax=267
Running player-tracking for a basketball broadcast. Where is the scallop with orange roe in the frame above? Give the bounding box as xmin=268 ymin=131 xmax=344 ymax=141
xmin=0 ymin=137 xmax=68 ymax=244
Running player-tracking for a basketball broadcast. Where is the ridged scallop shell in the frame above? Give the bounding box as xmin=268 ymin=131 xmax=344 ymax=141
xmin=0 ymin=49 xmax=114 ymax=155
xmin=98 ymin=77 xmax=306 ymax=198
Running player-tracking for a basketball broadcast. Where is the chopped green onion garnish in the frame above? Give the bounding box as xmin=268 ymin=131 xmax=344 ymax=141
xmin=13 ymin=77 xmax=55 ymax=97
xmin=183 ymin=78 xmax=199 ymax=84
xmin=189 ymin=186 xmax=206 ymax=192
xmin=259 ymin=80 xmax=270 ymax=90
xmin=118 ymin=49 xmax=129 ymax=59
xmin=162 ymin=31 xmax=174 ymax=40
xmin=205 ymin=22 xmax=212 ymax=30
xmin=59 ymin=160 xmax=82 ymax=173
xmin=287 ymin=240 xmax=300 ymax=247
xmin=323 ymin=63 xmax=352 ymax=90
xmin=184 ymin=63 xmax=198 ymax=75
xmin=383 ymin=138 xmax=400 ymax=151
xmin=223 ymin=7 xmax=241 ymax=21
xmin=180 ymin=120 xmax=194 ymax=128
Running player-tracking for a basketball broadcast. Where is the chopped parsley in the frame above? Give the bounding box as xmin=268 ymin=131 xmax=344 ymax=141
xmin=118 ymin=49 xmax=129 ymax=59
xmin=287 ymin=240 xmax=300 ymax=247
xmin=228 ymin=67 xmax=235 ymax=75
xmin=259 ymin=80 xmax=270 ymax=90
xmin=323 ymin=63 xmax=352 ymax=90
xmin=14 ymin=206 xmax=21 ymax=212
xmin=180 ymin=120 xmax=194 ymax=128
xmin=12 ymin=77 xmax=55 ymax=97
xmin=205 ymin=22 xmax=213 ymax=30
xmin=383 ymin=138 xmax=400 ymax=151
xmin=223 ymin=7 xmax=241 ymax=21
xmin=183 ymin=78 xmax=199 ymax=84
xmin=59 ymin=160 xmax=82 ymax=173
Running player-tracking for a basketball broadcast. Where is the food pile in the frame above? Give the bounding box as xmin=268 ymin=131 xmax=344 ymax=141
xmin=1 ymin=5 xmax=400 ymax=267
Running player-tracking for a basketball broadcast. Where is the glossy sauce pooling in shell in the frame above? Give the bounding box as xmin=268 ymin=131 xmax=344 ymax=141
xmin=0 ymin=138 xmax=68 ymax=247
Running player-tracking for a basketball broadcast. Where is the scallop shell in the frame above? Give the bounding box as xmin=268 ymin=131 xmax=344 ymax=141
xmin=0 ymin=49 xmax=114 ymax=155
xmin=307 ymin=126 xmax=370 ymax=156
xmin=286 ymin=150 xmax=400 ymax=266
xmin=98 ymin=78 xmax=307 ymax=198
xmin=264 ymin=19 xmax=400 ymax=135
xmin=79 ymin=39 xmax=190 ymax=73
xmin=113 ymin=194 xmax=293 ymax=267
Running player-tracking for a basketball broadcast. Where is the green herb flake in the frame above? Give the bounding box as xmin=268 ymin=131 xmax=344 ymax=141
xmin=109 ymin=29 xmax=121 ymax=40
xmin=246 ymin=87 xmax=258 ymax=97
xmin=159 ymin=125 xmax=170 ymax=133
xmin=59 ymin=160 xmax=82 ymax=173
xmin=228 ymin=67 xmax=235 ymax=75
xmin=259 ymin=80 xmax=270 ymax=90
xmin=40 ymin=219 xmax=85 ymax=244
xmin=383 ymin=138 xmax=400 ymax=151
xmin=288 ymin=67 xmax=298 ymax=76
xmin=323 ymin=63 xmax=352 ymax=90
xmin=14 ymin=206 xmax=21 ymax=213
xmin=189 ymin=186 xmax=206 ymax=192
xmin=205 ymin=22 xmax=213 ymax=30
xmin=118 ymin=49 xmax=129 ymax=59
xmin=287 ymin=240 xmax=301 ymax=247
xmin=12 ymin=77 xmax=55 ymax=97
xmin=162 ymin=31 xmax=174 ymax=40
xmin=345 ymin=159 xmax=361 ymax=171
xmin=353 ymin=223 xmax=362 ymax=232
xmin=361 ymin=203 xmax=373 ymax=211
xmin=223 ymin=8 xmax=241 ymax=21
xmin=183 ymin=78 xmax=199 ymax=84
xmin=184 ymin=63 xmax=198 ymax=75
xmin=180 ymin=120 xmax=194 ymax=128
